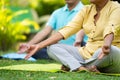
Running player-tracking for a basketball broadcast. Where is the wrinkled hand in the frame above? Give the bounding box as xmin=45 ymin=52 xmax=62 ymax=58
xmin=24 ymin=44 xmax=39 ymax=59
xmin=98 ymin=45 xmax=110 ymax=59
xmin=18 ymin=43 xmax=30 ymax=54
xmin=18 ymin=43 xmax=39 ymax=59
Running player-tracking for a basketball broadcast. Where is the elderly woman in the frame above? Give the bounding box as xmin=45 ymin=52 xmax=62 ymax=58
xmin=18 ymin=0 xmax=120 ymax=73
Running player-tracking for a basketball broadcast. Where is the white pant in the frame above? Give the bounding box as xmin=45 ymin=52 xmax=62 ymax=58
xmin=89 ymin=46 xmax=120 ymax=73
xmin=47 ymin=44 xmax=120 ymax=73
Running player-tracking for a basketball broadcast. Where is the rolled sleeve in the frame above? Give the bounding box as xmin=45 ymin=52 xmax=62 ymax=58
xmin=58 ymin=27 xmax=69 ymax=39
xmin=103 ymin=8 xmax=120 ymax=38
xmin=103 ymin=24 xmax=114 ymax=38
xmin=59 ymin=26 xmax=80 ymax=39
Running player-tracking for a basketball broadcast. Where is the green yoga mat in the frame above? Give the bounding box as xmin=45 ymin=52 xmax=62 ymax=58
xmin=0 ymin=63 xmax=120 ymax=76
xmin=0 ymin=63 xmax=61 ymax=72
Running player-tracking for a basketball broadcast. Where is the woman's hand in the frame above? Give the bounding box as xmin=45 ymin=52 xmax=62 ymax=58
xmin=24 ymin=44 xmax=39 ymax=59
xmin=18 ymin=43 xmax=40 ymax=59
xmin=98 ymin=45 xmax=110 ymax=59
xmin=98 ymin=33 xmax=114 ymax=59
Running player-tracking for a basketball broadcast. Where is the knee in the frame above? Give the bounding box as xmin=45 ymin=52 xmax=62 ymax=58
xmin=111 ymin=46 xmax=120 ymax=53
xmin=47 ymin=44 xmax=58 ymax=51
xmin=47 ymin=44 xmax=59 ymax=56
xmin=92 ymin=48 xmax=101 ymax=58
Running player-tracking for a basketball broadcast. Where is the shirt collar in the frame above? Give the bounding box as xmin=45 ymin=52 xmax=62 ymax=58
xmin=63 ymin=1 xmax=84 ymax=12
xmin=100 ymin=0 xmax=111 ymax=12
xmin=92 ymin=0 xmax=111 ymax=14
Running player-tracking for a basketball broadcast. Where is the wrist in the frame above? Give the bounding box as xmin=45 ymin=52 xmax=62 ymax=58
xmin=75 ymin=40 xmax=82 ymax=43
xmin=103 ymin=43 xmax=111 ymax=48
xmin=27 ymin=41 xmax=34 ymax=45
xmin=102 ymin=45 xmax=111 ymax=54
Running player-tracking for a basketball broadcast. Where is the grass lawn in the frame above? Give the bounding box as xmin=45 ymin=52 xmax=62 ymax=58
xmin=0 ymin=59 xmax=120 ymax=80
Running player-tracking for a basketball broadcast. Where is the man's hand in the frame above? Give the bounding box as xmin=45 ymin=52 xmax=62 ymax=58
xmin=24 ymin=44 xmax=39 ymax=59
xmin=18 ymin=43 xmax=30 ymax=54
xmin=74 ymin=40 xmax=81 ymax=47
xmin=74 ymin=29 xmax=85 ymax=47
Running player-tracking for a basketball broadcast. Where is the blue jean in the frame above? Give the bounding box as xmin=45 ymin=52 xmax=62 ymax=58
xmin=32 ymin=47 xmax=50 ymax=59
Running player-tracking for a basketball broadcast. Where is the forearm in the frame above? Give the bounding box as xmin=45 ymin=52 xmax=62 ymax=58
xmin=28 ymin=32 xmax=47 ymax=44
xmin=76 ymin=29 xmax=84 ymax=42
xmin=104 ymin=33 xmax=114 ymax=47
xmin=28 ymin=26 xmax=52 ymax=45
xmin=98 ymin=33 xmax=114 ymax=59
xmin=37 ymin=32 xmax=63 ymax=49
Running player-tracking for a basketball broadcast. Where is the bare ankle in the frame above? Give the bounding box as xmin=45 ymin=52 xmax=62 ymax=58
xmin=78 ymin=66 xmax=88 ymax=71
xmin=86 ymin=65 xmax=100 ymax=73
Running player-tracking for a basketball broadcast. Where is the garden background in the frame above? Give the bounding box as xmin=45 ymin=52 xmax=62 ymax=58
xmin=0 ymin=0 xmax=120 ymax=80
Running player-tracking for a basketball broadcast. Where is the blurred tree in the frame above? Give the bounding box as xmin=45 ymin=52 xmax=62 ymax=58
xmin=35 ymin=0 xmax=90 ymax=16
xmin=8 ymin=0 xmax=90 ymax=28
xmin=0 ymin=0 xmax=90 ymax=51
xmin=35 ymin=0 xmax=64 ymax=17
xmin=0 ymin=0 xmax=40 ymax=51
xmin=81 ymin=0 xmax=90 ymax=5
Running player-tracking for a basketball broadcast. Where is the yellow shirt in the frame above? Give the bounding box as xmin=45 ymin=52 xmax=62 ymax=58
xmin=59 ymin=1 xmax=120 ymax=59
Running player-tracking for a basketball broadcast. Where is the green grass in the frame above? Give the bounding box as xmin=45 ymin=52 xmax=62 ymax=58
xmin=0 ymin=59 xmax=120 ymax=80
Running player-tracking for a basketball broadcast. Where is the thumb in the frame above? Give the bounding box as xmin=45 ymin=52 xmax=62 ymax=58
xmin=24 ymin=48 xmax=37 ymax=60
xmin=98 ymin=54 xmax=103 ymax=60
xmin=98 ymin=52 xmax=105 ymax=60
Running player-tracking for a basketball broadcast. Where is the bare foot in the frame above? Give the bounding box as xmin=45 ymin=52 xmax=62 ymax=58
xmin=86 ymin=65 xmax=100 ymax=73
xmin=61 ymin=65 xmax=70 ymax=72
xmin=78 ymin=66 xmax=88 ymax=72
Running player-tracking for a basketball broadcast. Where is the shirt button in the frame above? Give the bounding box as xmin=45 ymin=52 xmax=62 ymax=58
xmin=93 ymin=31 xmax=95 ymax=33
